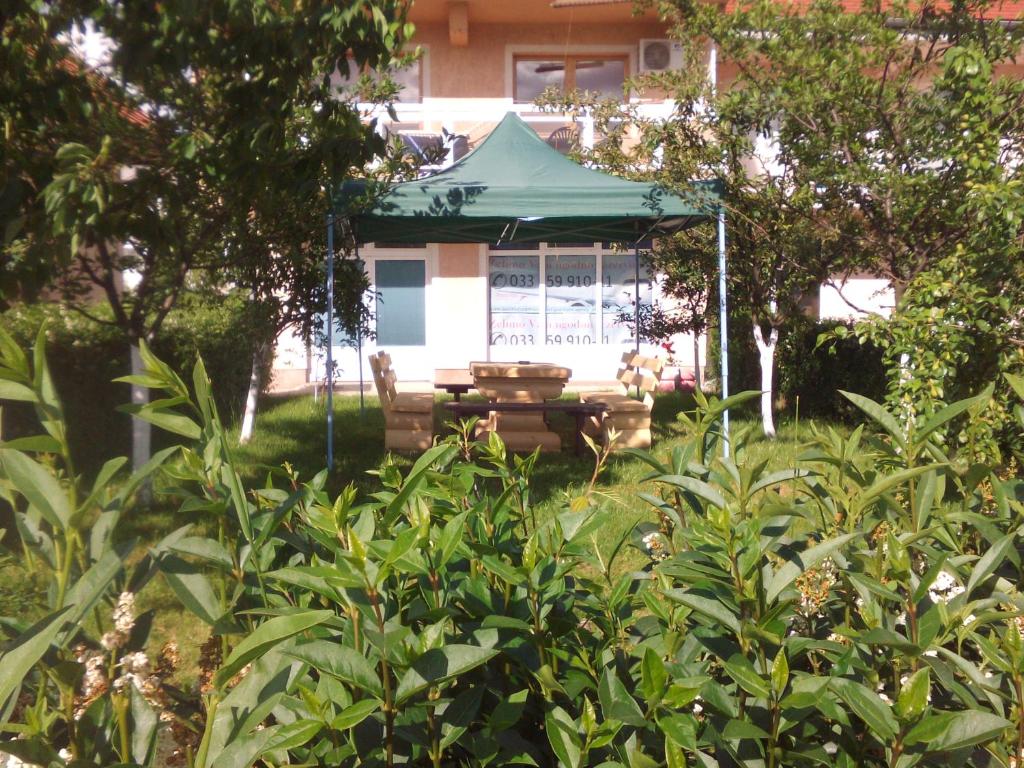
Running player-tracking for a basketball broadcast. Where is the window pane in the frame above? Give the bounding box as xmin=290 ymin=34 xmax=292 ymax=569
xmin=376 ymin=260 xmax=426 ymax=346
xmin=490 ymin=255 xmax=539 ymax=345
xmin=515 ymin=59 xmax=565 ymax=103
xmin=602 ymin=254 xmax=652 ymax=345
xmin=392 ymin=62 xmax=421 ymax=102
xmin=546 ymin=255 xmax=597 ymax=345
xmin=575 ymin=59 xmax=626 ymax=99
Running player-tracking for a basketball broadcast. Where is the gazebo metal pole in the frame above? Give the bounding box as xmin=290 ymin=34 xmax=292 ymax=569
xmin=326 ymin=213 xmax=335 ymax=467
xmin=634 ymin=237 xmax=641 ymax=357
xmin=355 ymin=239 xmax=365 ymax=418
xmin=718 ymin=205 xmax=730 ymax=457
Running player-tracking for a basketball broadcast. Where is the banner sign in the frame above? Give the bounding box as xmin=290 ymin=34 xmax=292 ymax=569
xmin=490 ymin=255 xmax=539 ymax=345
xmin=546 ymin=255 xmax=597 ymax=344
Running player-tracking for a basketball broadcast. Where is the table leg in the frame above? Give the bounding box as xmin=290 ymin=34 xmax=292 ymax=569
xmin=453 ymin=390 xmax=461 ymax=402
xmin=575 ymin=413 xmax=586 ymax=457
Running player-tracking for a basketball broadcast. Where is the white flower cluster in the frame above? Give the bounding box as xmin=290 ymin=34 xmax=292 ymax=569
xmin=113 ymin=650 xmax=163 ymax=706
xmin=75 ymin=646 xmax=108 ymax=720
xmin=928 ymin=570 xmax=975 ymax=624
xmin=101 ymin=592 xmax=137 ymax=651
xmin=642 ymin=532 xmax=668 ymax=561
xmin=928 ymin=570 xmax=964 ymax=603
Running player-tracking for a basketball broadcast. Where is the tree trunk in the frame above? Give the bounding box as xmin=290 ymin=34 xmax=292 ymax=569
xmin=752 ymin=323 xmax=779 ymax=439
xmin=130 ymin=343 xmax=152 ymax=503
xmin=239 ymin=342 xmax=266 ymax=444
xmin=693 ymin=333 xmax=702 ymax=391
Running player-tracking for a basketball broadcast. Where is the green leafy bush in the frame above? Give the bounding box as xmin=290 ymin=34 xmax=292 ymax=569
xmin=777 ymin=318 xmax=887 ymax=421
xmin=0 ymin=292 xmax=275 ymax=473
xmin=2 ymin=328 xmax=1024 ymax=767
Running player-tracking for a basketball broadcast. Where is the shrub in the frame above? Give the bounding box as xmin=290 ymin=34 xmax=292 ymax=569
xmin=777 ymin=317 xmax=887 ymax=421
xmin=0 ymin=292 xmax=275 ymax=473
xmin=2 ymin=329 xmax=1024 ymax=767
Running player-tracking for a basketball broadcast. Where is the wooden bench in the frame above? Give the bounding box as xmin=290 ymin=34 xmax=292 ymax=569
xmin=368 ymin=351 xmax=434 ymax=452
xmin=443 ymin=400 xmax=606 ymax=456
xmin=580 ymin=352 xmax=664 ymax=450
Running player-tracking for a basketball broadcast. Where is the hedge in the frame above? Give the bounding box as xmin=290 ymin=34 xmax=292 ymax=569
xmin=706 ymin=313 xmax=886 ymax=422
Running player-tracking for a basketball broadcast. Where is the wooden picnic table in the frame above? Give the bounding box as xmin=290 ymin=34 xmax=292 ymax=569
xmin=442 ymin=400 xmax=606 ymax=457
xmin=467 ymin=361 xmax=574 ymax=453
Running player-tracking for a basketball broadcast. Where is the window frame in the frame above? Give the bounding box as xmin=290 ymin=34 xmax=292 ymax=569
xmin=512 ymin=53 xmax=630 ymax=103
xmin=487 ymin=242 xmax=653 ymax=349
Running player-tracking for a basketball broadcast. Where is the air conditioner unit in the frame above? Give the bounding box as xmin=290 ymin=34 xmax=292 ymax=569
xmin=639 ymin=39 xmax=684 ymax=73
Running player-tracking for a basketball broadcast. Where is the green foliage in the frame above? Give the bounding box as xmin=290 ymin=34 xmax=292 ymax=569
xmin=778 ymin=319 xmax=887 ymax=421
xmin=4 ymin=328 xmax=1024 ymax=766
xmin=2 ymin=0 xmax=413 ymax=345
xmin=0 ymin=292 xmax=275 ymax=475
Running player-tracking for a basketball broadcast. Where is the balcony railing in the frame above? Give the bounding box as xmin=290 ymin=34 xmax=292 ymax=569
xmin=356 ymin=97 xmax=677 ymax=167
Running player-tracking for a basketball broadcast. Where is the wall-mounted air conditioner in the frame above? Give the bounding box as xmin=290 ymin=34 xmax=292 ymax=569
xmin=639 ymin=39 xmax=684 ymax=73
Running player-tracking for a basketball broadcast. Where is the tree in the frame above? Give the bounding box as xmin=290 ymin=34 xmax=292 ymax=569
xmin=2 ymin=0 xmax=413 ymax=463
xmin=543 ymin=14 xmax=857 ymax=438
xmin=550 ymin=0 xmax=1024 ymax=440
xmin=651 ymin=0 xmax=1024 ymax=452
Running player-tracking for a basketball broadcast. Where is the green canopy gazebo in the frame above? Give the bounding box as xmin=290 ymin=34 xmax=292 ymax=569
xmin=325 ymin=113 xmax=729 ymax=461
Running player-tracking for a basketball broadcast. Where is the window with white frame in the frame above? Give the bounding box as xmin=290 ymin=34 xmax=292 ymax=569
xmin=513 ymin=55 xmax=627 ymax=103
xmin=488 ymin=244 xmax=651 ymax=347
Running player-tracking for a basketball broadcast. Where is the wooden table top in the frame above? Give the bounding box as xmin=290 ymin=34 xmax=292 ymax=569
xmin=470 ymin=361 xmax=572 ymax=380
xmin=434 ymin=368 xmax=474 ymax=388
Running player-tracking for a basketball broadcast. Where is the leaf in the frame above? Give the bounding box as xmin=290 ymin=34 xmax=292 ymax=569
xmin=158 ymin=554 xmax=225 ymax=626
xmin=394 ymin=645 xmax=498 ymax=704
xmin=80 ymin=456 xmax=129 ymax=514
xmin=1006 ymin=372 xmax=1024 ymax=401
xmin=0 ymin=435 xmax=61 ymax=453
xmin=598 ymin=667 xmax=647 ymax=726
xmin=641 ymin=647 xmax=667 ymax=702
xmin=0 ymin=607 xmax=71 ymax=715
xmin=905 ymin=710 xmax=1010 ymax=752
xmin=259 ymin=718 xmax=323 ymax=752
xmin=64 ymin=547 xmax=124 ymax=625
xmin=651 ymin=474 xmax=728 ymax=509
xmin=829 ymin=677 xmax=898 ymax=740
xmin=0 ymin=449 xmax=72 ymax=529
xmin=839 ymin=391 xmax=907 ymax=453
xmin=914 ymin=389 xmax=992 ymax=445
xmin=895 ymin=669 xmax=930 ymax=720
xmin=119 ymin=403 xmax=201 ymax=440
xmin=663 ymin=589 xmax=741 ymax=634
xmin=658 ymin=714 xmax=697 ymax=750
xmin=330 ymin=699 xmax=380 ymax=730
xmin=771 ymin=650 xmax=789 ymax=696
xmin=722 ymin=719 xmax=771 ymax=739
xmin=214 ymin=610 xmax=333 ymax=688
xmin=285 ymin=640 xmax=383 ymax=698
xmin=545 ymin=706 xmax=582 ymax=768
xmin=0 ymin=380 xmax=37 ymax=403
xmin=858 ymin=465 xmax=937 ymax=508
xmin=765 ymin=533 xmax=859 ymax=603
xmin=489 ymin=688 xmax=528 ymax=732
xmin=722 ymin=654 xmax=770 ymax=699
xmin=966 ymin=534 xmax=1015 ymax=598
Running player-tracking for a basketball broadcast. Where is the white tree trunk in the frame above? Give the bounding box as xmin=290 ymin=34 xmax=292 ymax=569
xmin=239 ymin=343 xmax=265 ymax=444
xmin=693 ymin=334 xmax=702 ymax=390
xmin=752 ymin=323 xmax=779 ymax=439
xmin=130 ymin=344 xmax=152 ymax=503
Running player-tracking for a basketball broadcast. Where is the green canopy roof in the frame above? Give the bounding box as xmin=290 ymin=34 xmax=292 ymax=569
xmin=335 ymin=112 xmax=721 ymax=244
